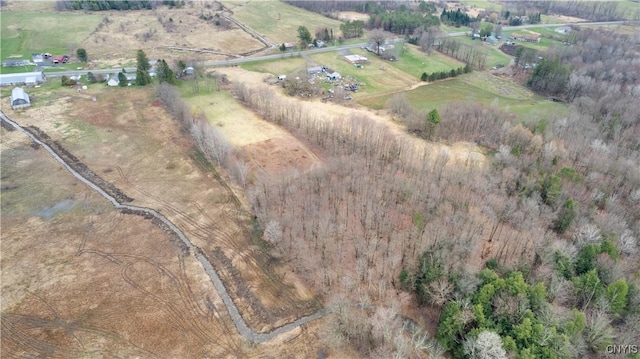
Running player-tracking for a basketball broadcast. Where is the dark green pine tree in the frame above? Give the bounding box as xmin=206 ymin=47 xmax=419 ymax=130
xmin=135 ymin=49 xmax=152 ymax=86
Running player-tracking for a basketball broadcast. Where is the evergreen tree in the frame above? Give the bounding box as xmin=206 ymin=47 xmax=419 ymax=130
xmin=87 ymin=71 xmax=97 ymax=83
xmin=76 ymin=48 xmax=88 ymax=62
xmin=297 ymin=26 xmax=312 ymax=48
xmin=426 ymin=108 xmax=440 ymax=139
xmin=118 ymin=72 xmax=127 ymax=87
xmin=606 ymin=279 xmax=628 ymax=318
xmin=135 ymin=49 xmax=152 ymax=86
xmin=156 ymin=59 xmax=176 ymax=84
xmin=552 ymin=198 xmax=576 ymax=234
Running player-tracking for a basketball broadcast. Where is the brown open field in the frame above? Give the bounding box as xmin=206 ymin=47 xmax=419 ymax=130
xmin=0 ymin=85 xmax=327 ymax=357
xmin=1 ymin=1 xmax=266 ymax=69
xmin=80 ymin=5 xmax=265 ymax=68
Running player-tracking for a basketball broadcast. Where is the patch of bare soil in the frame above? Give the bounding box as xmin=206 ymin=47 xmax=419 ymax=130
xmin=1 ymin=86 xmax=325 ymax=357
xmin=548 ymin=14 xmax=588 ymax=23
xmin=79 ymin=2 xmax=265 ymax=67
xmin=242 ymin=137 xmax=318 ymax=175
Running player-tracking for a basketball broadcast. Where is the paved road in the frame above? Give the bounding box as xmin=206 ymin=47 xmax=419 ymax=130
xmin=43 ymin=20 xmax=633 ymax=78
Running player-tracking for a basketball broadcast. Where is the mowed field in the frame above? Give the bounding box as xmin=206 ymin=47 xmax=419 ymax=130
xmin=0 ymin=84 xmax=324 ymax=357
xmin=221 ymin=0 xmax=343 ymax=44
xmin=359 ymin=71 xmax=568 ymax=120
xmin=0 ymin=11 xmax=101 ymax=61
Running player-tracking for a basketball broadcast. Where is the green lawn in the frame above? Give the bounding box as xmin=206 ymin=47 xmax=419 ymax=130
xmin=241 ymin=57 xmax=306 ymax=76
xmin=458 ymin=38 xmax=512 ymax=68
xmin=391 ymin=44 xmax=466 ymax=79
xmin=460 ymin=0 xmax=503 ymax=11
xmin=440 ymin=24 xmax=467 ymax=34
xmin=359 ymin=71 xmax=568 ymax=122
xmin=238 ymin=45 xmax=469 ymax=99
xmin=0 ymin=65 xmax=37 ymax=74
xmin=220 ymin=0 xmax=343 ymax=44
xmin=615 ymin=1 xmax=640 ymax=20
xmin=1 ymin=11 xmax=101 ymax=61
xmin=503 ymin=30 xmax=566 ymax=52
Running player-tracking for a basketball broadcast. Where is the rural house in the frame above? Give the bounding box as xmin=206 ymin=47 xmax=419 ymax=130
xmin=10 ymin=87 xmax=31 ymax=109
xmin=344 ymin=54 xmax=368 ymax=65
xmin=327 ymin=71 xmax=342 ymax=81
xmin=306 ymin=66 xmax=324 ymax=75
xmin=32 ymin=54 xmax=44 ymax=63
xmin=52 ymin=55 xmax=69 ymax=64
xmin=511 ymin=33 xmax=540 ymax=43
xmin=0 ymin=72 xmax=46 ymax=86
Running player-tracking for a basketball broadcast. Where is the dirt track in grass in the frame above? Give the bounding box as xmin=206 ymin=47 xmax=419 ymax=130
xmin=0 ymin=86 xmax=328 ymax=358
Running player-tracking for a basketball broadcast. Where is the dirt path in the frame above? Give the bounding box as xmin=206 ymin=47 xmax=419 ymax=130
xmin=356 ymin=78 xmax=437 ymax=101
xmin=0 ymin=111 xmax=327 ymax=344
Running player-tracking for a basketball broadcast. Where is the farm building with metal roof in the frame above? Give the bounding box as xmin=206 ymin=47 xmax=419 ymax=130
xmin=0 ymin=72 xmax=46 ymax=86
xmin=10 ymin=87 xmax=31 ymax=109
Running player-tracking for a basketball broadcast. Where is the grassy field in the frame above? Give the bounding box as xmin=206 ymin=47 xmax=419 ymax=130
xmin=616 ymin=0 xmax=640 ymax=20
xmin=220 ymin=0 xmax=343 ymax=44
xmin=392 ymin=44 xmax=466 ymax=79
xmin=308 ymin=49 xmax=418 ymax=96
xmin=0 ymin=11 xmax=101 ymax=61
xmin=0 ymin=65 xmax=37 ymax=74
xmin=239 ymin=45 xmax=467 ymax=98
xmin=503 ymin=29 xmax=566 ymax=52
xmin=458 ymin=38 xmax=512 ymax=68
xmin=359 ymin=71 xmax=568 ymax=122
xmin=241 ymin=56 xmax=306 ymax=76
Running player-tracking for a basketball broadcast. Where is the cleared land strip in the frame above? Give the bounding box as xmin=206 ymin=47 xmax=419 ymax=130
xmin=0 ymin=111 xmax=328 ymax=343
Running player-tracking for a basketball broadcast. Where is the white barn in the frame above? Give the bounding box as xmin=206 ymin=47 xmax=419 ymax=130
xmin=10 ymin=87 xmax=31 ymax=109
xmin=0 ymin=72 xmax=46 ymax=86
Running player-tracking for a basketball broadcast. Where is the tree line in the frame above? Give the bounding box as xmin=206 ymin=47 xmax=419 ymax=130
xmin=55 ymin=0 xmax=183 ymax=11
xmin=507 ymin=0 xmax=627 ymax=21
xmin=420 ymin=65 xmax=472 ymax=83
xmin=367 ymin=8 xmax=440 ymax=35
xmin=436 ymin=38 xmax=488 ymax=70
xmin=440 ymin=8 xmax=475 ymax=27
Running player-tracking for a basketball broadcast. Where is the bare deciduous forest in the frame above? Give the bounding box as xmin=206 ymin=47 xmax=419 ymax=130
xmin=156 ymin=25 xmax=639 ymax=358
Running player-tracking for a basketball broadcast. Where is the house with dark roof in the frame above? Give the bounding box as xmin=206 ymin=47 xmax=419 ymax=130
xmin=10 ymin=87 xmax=31 ymax=109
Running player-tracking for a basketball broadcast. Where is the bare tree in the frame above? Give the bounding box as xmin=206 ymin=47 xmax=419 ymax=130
xmin=368 ymin=28 xmax=386 ymax=56
xmin=463 ymin=331 xmax=507 ymax=359
xmin=417 ymin=25 xmax=442 ymax=54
